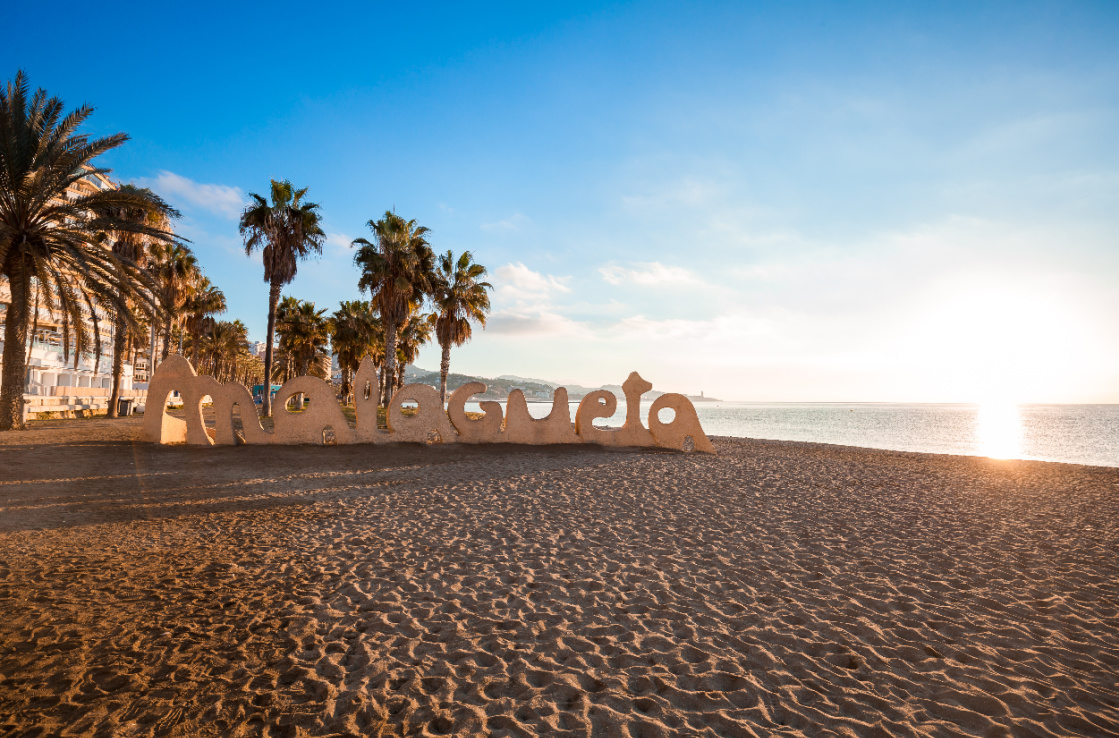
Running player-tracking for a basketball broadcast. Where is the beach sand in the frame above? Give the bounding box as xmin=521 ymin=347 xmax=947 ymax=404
xmin=1 ymin=418 xmax=1117 ymax=736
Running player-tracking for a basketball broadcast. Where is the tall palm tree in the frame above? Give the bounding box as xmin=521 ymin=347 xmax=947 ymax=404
xmin=329 ymin=300 xmax=381 ymax=404
xmin=100 ymin=184 xmax=181 ymax=417
xmin=149 ymin=243 xmax=198 ymax=360
xmin=0 ymin=71 xmax=174 ymax=430
xmin=352 ymin=212 xmax=434 ymax=406
xmin=184 ymin=276 xmax=226 ymax=366
xmin=431 ymin=250 xmax=491 ymax=403
xmin=240 ymin=180 xmax=325 ymax=417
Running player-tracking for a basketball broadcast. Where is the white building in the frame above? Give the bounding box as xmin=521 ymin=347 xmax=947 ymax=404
xmin=0 ymin=169 xmax=148 ymax=418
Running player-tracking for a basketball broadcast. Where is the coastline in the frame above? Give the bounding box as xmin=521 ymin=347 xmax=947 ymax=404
xmin=1 ymin=422 xmax=1117 ymax=736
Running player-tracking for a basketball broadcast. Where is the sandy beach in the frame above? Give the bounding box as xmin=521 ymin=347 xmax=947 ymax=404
xmin=1 ymin=419 xmax=1117 ymax=737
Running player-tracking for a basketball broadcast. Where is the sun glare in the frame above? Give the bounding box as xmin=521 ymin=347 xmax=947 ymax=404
xmin=977 ymin=402 xmax=1023 ymax=460
xmin=900 ymin=277 xmax=1098 ymax=403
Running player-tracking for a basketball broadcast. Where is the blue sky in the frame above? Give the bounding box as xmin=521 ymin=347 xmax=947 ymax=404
xmin=6 ymin=1 xmax=1118 ymax=401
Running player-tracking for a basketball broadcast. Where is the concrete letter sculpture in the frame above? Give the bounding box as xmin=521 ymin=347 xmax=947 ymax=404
xmin=447 ymin=382 xmax=503 ymax=443
xmin=271 ymin=376 xmax=357 ymax=445
xmin=212 ymin=381 xmax=271 ymax=445
xmin=353 ymin=356 xmax=392 ymax=443
xmin=142 ymin=355 xmax=221 ymax=445
xmin=649 ymin=393 xmax=716 ymax=454
xmin=387 ymin=383 xmax=458 ymax=444
xmin=575 ymin=372 xmax=656 ymax=447
xmin=504 ymin=388 xmax=579 ymax=445
xmin=143 ymin=359 xmax=715 ymax=454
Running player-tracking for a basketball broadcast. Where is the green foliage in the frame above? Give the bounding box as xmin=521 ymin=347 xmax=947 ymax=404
xmin=352 ymin=212 xmax=434 ymax=394
xmin=239 ymin=180 xmax=325 ymax=287
xmin=432 ymin=250 xmax=491 ymax=350
xmin=239 ymin=179 xmax=325 ymax=415
xmin=0 ymin=70 xmax=179 ymax=429
xmin=274 ymin=297 xmax=330 ymax=380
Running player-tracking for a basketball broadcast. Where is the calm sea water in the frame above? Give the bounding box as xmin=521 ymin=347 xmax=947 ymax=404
xmin=465 ymin=400 xmax=1119 ymax=468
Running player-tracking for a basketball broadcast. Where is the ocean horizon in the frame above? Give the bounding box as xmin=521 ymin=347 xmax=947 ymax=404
xmin=465 ymin=399 xmax=1119 ymax=468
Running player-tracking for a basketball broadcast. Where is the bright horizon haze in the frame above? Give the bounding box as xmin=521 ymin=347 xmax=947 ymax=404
xmin=5 ymin=2 xmax=1117 ymax=403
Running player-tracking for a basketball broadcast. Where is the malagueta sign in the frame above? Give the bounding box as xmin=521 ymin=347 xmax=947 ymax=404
xmin=141 ymin=355 xmax=716 ymax=454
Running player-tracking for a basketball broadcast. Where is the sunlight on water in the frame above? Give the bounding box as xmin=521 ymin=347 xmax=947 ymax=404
xmin=465 ymin=399 xmax=1119 ymax=467
xmin=977 ymin=403 xmax=1024 ymax=459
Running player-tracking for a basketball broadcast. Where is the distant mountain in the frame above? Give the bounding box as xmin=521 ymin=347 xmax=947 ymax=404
xmin=406 ymin=369 xmax=559 ymax=400
xmin=345 ymin=361 xmax=720 ymax=401
xmin=397 ymin=365 xmax=716 ymax=402
xmin=496 ymin=374 xmax=560 ymax=388
xmin=403 ymin=365 xmax=434 ymax=381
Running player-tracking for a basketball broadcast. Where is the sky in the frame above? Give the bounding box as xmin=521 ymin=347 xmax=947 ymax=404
xmin=5 ymin=1 xmax=1118 ymax=402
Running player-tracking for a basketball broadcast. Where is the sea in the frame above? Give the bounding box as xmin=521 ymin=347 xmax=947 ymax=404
xmin=464 ymin=400 xmax=1119 ymax=468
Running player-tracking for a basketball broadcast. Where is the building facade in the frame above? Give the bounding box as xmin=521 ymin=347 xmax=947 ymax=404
xmin=0 ymin=169 xmax=150 ymax=417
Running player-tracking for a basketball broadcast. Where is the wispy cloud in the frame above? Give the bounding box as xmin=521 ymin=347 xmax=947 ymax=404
xmin=619 ymin=178 xmax=720 ymax=212
xmin=599 ymin=261 xmax=704 ymax=287
xmin=140 ymin=171 xmax=246 ymax=219
xmin=481 ymin=213 xmax=530 ymax=232
xmin=324 ymin=231 xmax=355 ymax=256
xmin=486 ymin=311 xmax=587 ymax=338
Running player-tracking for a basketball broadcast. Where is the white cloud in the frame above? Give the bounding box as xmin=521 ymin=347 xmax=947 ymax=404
xmin=619 ymin=178 xmax=720 ymax=212
xmin=481 ymin=213 xmax=530 ymax=232
xmin=484 ymin=263 xmax=585 ymax=338
xmin=599 ymin=261 xmax=704 ymax=287
xmin=493 ymin=262 xmax=570 ymax=305
xmin=486 ymin=311 xmax=587 ymax=338
xmin=324 ymin=231 xmax=355 ymax=256
xmin=141 ymin=170 xmax=246 ymax=219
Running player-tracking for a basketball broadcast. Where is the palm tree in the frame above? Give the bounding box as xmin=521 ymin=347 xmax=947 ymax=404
xmin=274 ymin=298 xmax=330 ymax=409
xmin=0 ymin=71 xmax=175 ymax=430
xmin=240 ymin=180 xmax=325 ymax=417
xmin=235 ymin=348 xmax=264 ymax=388
xmin=99 ymin=184 xmax=181 ymax=418
xmin=271 ymin=296 xmax=301 ymax=383
xmin=184 ymin=276 xmax=226 ymax=367
xmin=329 ymin=300 xmax=381 ymax=404
xmin=395 ymin=310 xmax=434 ymax=393
xmin=276 ymin=299 xmax=330 ymax=378
xmin=352 ymin=212 xmax=434 ymax=406
xmin=431 ymin=250 xmax=491 ymax=403
xmin=200 ymin=319 xmax=250 ymax=382
xmin=149 ymin=243 xmax=198 ymax=360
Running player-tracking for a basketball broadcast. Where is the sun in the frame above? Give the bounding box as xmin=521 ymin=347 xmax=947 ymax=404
xmin=899 ymin=275 xmax=1097 ymax=404
xmin=976 ymin=401 xmax=1023 ymax=460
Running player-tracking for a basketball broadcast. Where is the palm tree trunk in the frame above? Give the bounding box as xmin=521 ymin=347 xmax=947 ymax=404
xmin=379 ymin=364 xmax=388 ymax=408
xmin=107 ymin=313 xmax=127 ymax=419
xmin=149 ymin=322 xmax=158 ymax=375
xmin=341 ymin=367 xmax=352 ymax=405
xmin=262 ymin=281 xmax=281 ymax=417
xmin=190 ymin=321 xmax=200 ymax=367
xmin=440 ymin=341 xmax=451 ymax=405
xmin=23 ymin=288 xmax=40 ymax=382
xmin=162 ymin=313 xmax=172 ymax=361
xmin=382 ymin=319 xmax=397 ymax=408
xmin=0 ymin=263 xmax=31 ymax=430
